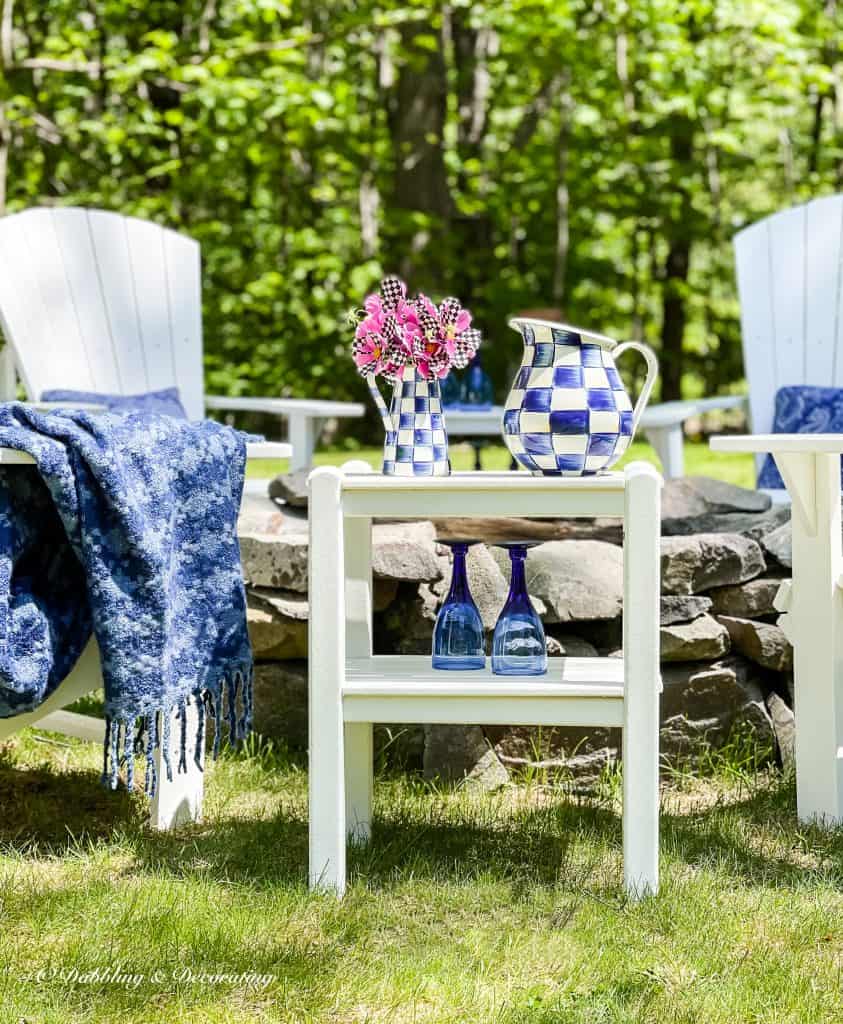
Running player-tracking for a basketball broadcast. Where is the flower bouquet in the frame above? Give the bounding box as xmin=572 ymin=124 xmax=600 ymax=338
xmin=350 ymin=276 xmax=482 ymax=476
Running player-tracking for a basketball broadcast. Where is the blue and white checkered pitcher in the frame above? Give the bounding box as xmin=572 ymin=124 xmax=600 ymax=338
xmin=503 ymin=318 xmax=658 ymax=476
xmin=366 ymin=366 xmax=450 ymax=476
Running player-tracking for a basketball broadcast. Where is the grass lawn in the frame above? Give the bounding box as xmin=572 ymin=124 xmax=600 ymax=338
xmin=1 ymin=733 xmax=841 ymax=1023
xmin=246 ymin=439 xmax=757 ymax=490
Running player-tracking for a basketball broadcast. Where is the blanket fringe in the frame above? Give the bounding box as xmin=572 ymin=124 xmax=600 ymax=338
xmin=100 ymin=666 xmax=253 ymax=798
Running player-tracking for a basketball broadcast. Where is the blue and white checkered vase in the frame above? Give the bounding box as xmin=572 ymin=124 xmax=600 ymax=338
xmin=503 ymin=318 xmax=658 ymax=476
xmin=367 ymin=366 xmax=450 ymax=476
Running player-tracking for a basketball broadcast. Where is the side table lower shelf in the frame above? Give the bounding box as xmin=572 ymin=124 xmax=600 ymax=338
xmin=343 ymin=655 xmax=645 ymax=727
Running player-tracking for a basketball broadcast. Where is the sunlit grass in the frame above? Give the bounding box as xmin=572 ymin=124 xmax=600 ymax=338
xmin=0 ymin=733 xmax=841 ymax=1023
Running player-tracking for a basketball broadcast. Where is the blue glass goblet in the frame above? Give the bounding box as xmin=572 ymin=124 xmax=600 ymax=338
xmin=460 ymin=353 xmax=494 ymax=410
xmin=432 ymin=540 xmax=485 ymax=670
xmin=440 ymin=371 xmax=462 ymax=409
xmin=492 ymin=543 xmax=547 ymax=676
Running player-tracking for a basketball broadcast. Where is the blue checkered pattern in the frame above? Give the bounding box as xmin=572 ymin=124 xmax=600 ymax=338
xmin=383 ymin=366 xmax=450 ymax=476
xmin=503 ymin=324 xmax=634 ymax=476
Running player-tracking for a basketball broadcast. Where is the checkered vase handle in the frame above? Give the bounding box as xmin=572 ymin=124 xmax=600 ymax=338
xmin=368 ymin=366 xmax=450 ymax=477
xmin=502 ymin=319 xmax=658 ymax=477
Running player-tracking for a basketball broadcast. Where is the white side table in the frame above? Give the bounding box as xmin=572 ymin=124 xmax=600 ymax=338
xmin=308 ymin=464 xmax=663 ymax=898
xmin=711 ymin=434 xmax=843 ymax=826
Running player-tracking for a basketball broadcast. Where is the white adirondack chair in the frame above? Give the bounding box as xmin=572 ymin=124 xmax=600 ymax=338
xmin=0 ymin=207 xmax=365 ymax=468
xmin=0 ymin=206 xmax=318 ymax=829
xmin=706 ymin=195 xmax=843 ymax=827
xmin=734 ymin=193 xmax=843 ymax=484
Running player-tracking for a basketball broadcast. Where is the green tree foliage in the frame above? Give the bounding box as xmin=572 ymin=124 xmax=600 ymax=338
xmin=0 ymin=0 xmax=839 ymax=407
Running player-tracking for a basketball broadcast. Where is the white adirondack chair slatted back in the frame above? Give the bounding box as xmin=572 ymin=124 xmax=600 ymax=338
xmin=0 ymin=207 xmax=204 ymax=419
xmin=734 ymin=194 xmax=843 ymax=476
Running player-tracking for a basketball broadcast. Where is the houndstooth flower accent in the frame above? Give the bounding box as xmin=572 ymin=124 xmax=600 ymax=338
xmin=350 ymin=276 xmax=482 ymax=381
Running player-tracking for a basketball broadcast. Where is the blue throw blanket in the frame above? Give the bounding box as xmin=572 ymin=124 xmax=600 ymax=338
xmin=0 ymin=403 xmax=253 ymax=795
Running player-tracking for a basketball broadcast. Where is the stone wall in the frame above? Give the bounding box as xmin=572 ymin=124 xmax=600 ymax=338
xmin=239 ymin=474 xmax=796 ymax=788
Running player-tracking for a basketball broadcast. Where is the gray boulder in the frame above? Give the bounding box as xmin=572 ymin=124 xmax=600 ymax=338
xmin=251 ymin=660 xmax=308 ymax=747
xmin=515 ymin=540 xmax=623 ymax=623
xmin=268 ymin=469 xmax=309 ymax=508
xmin=708 ymin=578 xmax=783 ymax=619
xmin=761 ymin=522 xmax=792 ymax=569
xmin=237 ymin=492 xmax=288 ymax=536
xmin=660 ymin=595 xmax=713 ymax=626
xmin=371 ymin=521 xmax=442 ymax=583
xmin=765 ymin=691 xmax=795 ymax=766
xmin=240 ymin=531 xmax=309 ymax=592
xmin=660 ymin=614 xmax=731 ymax=662
xmin=423 ymin=725 xmax=504 ymax=786
xmin=717 ymin=615 xmax=793 ymax=672
xmin=661 ymin=533 xmax=766 ymax=595
xmin=376 ymin=582 xmax=439 ymax=655
xmin=661 ymin=505 xmax=790 ymax=541
xmin=247 ymin=588 xmax=308 ymax=660
xmin=662 ymin=476 xmax=771 ymax=520
xmin=660 ymin=656 xmax=775 ymax=759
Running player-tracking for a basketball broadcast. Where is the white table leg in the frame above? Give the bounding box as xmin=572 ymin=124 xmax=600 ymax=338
xmin=622 ymin=463 xmax=661 ymax=897
xmin=344 ymin=516 xmax=374 ymax=843
xmin=777 ymin=452 xmax=843 ymax=825
xmin=151 ymin=701 xmax=204 ymax=830
xmin=309 ymin=467 xmax=347 ymax=893
xmin=289 ymin=413 xmax=317 ymax=472
xmin=643 ymin=423 xmax=684 ymax=479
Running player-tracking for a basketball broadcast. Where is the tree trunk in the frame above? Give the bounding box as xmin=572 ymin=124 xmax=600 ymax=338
xmin=389 ymin=22 xmax=453 ymax=220
xmin=660 ymin=117 xmax=695 ymax=401
xmin=552 ymin=73 xmax=572 ymax=306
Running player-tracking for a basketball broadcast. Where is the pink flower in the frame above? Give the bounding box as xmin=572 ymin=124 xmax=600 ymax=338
xmin=351 ymin=276 xmax=481 ymax=381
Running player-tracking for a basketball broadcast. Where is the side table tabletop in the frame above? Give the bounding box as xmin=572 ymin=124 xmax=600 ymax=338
xmin=308 ymin=465 xmax=663 ymax=898
xmin=710 ymin=434 xmax=843 ymax=825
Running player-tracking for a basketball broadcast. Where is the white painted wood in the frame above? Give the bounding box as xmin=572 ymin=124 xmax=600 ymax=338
xmin=344 ymin=516 xmax=373 ymax=843
xmin=775 ymin=453 xmax=817 ymax=536
xmin=345 ymin=655 xmax=626 ymax=696
xmin=341 ymin=471 xmax=626 ymax=520
xmin=0 ymin=344 xmax=16 ymax=399
xmin=35 ymin=710 xmax=106 ymax=744
xmin=308 ymin=464 xmax=662 ymax=897
xmin=804 ymin=195 xmax=843 ymax=386
xmin=163 ymin=227 xmax=204 ymax=420
xmin=711 ymin=434 xmax=843 ymax=454
xmin=622 ymin=461 xmax=661 ymax=898
xmin=783 ymin=453 xmax=843 ymax=825
xmin=773 ymin=580 xmax=793 ymax=613
xmin=733 ymin=195 xmax=843 ymax=478
xmin=125 ymin=216 xmax=178 ymax=393
xmin=734 ymin=212 xmax=779 ymax=475
xmin=289 ymin=413 xmax=317 ymax=473
xmin=150 ymin=701 xmax=204 ymax=830
xmin=0 ymin=636 xmax=102 ymax=741
xmin=50 ymin=207 xmax=122 ymax=392
xmin=308 ymin=467 xmax=347 ymax=893
xmin=344 ymin=694 xmax=624 ymax=729
xmin=205 ymin=395 xmax=366 ymax=419
xmin=245 ymin=441 xmax=292 ymax=460
xmin=643 ymin=423 xmax=685 ymax=480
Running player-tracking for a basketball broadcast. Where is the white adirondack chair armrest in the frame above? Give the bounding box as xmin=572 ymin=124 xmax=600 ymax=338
xmin=0 ymin=442 xmax=291 ymax=464
xmin=640 ymin=395 xmax=746 ymax=429
xmin=204 ymin=395 xmax=366 ymax=419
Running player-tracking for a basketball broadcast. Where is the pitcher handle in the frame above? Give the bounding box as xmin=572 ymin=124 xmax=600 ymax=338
xmin=365 ymin=373 xmax=395 ymax=434
xmin=613 ymin=340 xmax=659 ymax=438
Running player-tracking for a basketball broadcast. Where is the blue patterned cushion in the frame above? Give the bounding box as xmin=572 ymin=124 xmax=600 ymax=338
xmin=41 ymin=386 xmax=188 ymax=419
xmin=757 ymin=385 xmax=843 ymax=489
